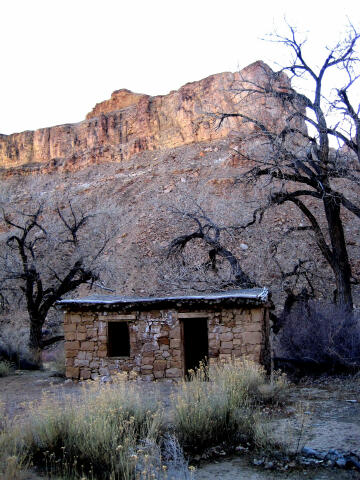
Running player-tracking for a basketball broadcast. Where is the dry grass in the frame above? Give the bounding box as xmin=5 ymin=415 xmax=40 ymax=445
xmin=0 ymin=361 xmax=290 ymax=479
xmin=172 ymin=360 xmax=289 ymax=452
xmin=210 ymin=360 xmax=289 ymax=406
xmin=23 ymin=374 xmax=163 ymax=479
xmin=0 ymin=360 xmax=14 ymax=377
xmin=0 ymin=322 xmax=38 ymax=370
xmin=48 ymin=349 xmax=66 ymax=377
xmin=0 ymin=401 xmax=29 ymax=480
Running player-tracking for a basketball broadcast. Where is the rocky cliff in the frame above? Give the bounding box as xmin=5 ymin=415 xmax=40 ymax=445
xmin=0 ymin=61 xmax=292 ymax=172
xmin=0 ymin=61 xmax=358 ymax=312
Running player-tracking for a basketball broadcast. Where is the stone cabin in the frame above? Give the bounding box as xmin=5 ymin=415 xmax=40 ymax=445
xmin=57 ymin=288 xmax=271 ymax=381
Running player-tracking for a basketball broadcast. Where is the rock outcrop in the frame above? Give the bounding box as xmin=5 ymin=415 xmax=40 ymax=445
xmin=0 ymin=61 xmax=292 ymax=171
xmin=86 ymin=89 xmax=147 ymax=119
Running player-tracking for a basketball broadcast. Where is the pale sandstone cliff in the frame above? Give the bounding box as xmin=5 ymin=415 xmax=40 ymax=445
xmin=0 ymin=61 xmax=292 ymax=171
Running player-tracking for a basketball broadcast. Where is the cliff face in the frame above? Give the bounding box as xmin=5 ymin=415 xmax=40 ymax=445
xmin=0 ymin=61 xmax=292 ymax=171
xmin=0 ymin=61 xmax=358 ymax=313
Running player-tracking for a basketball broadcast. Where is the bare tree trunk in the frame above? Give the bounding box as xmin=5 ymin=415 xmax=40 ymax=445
xmin=29 ymin=316 xmax=44 ymax=366
xmin=333 ymin=264 xmax=353 ymax=310
xmin=324 ymin=197 xmax=353 ymax=309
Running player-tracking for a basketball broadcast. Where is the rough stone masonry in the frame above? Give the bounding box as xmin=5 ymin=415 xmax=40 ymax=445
xmin=58 ymin=289 xmax=271 ymax=381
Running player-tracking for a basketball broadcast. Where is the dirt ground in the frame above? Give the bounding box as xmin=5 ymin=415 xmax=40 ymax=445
xmin=1 ymin=369 xmax=359 ymax=479
xmin=276 ymin=380 xmax=360 ymax=457
xmin=196 ymin=456 xmax=360 ymax=480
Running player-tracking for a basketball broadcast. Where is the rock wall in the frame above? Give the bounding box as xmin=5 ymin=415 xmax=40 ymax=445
xmin=0 ymin=61 xmax=293 ymax=171
xmin=64 ymin=306 xmax=268 ymax=381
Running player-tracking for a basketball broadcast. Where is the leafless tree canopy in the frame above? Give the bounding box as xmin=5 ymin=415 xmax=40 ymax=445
xmin=0 ymin=201 xmax=114 ymax=359
xmin=213 ymin=25 xmax=360 ymax=309
xmin=166 ymin=206 xmax=255 ymax=291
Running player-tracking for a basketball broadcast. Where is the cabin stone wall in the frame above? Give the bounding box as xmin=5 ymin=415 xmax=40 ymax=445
xmin=64 ymin=306 xmax=269 ymax=381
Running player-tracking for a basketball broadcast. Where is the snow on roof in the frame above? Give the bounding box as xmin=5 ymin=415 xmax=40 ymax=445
xmin=57 ymin=287 xmax=269 ymax=309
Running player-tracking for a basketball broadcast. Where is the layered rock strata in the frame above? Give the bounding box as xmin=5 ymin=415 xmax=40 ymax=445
xmin=0 ymin=61 xmax=293 ymax=171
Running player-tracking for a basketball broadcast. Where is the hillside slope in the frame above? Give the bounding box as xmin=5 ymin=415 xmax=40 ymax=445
xmin=0 ymin=62 xmax=358 ymax=314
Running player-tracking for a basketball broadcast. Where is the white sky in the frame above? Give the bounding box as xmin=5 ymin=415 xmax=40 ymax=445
xmin=1 ymin=0 xmax=359 ymax=135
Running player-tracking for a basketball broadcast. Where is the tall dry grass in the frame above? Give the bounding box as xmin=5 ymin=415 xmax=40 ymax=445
xmin=172 ymin=360 xmax=289 ymax=452
xmin=23 ymin=374 xmax=163 ymax=479
xmin=0 ymin=401 xmax=29 ymax=480
xmin=0 ymin=361 xmax=289 ymax=479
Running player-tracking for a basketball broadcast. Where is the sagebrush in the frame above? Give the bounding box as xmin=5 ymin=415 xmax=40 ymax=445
xmin=276 ymin=300 xmax=360 ymax=374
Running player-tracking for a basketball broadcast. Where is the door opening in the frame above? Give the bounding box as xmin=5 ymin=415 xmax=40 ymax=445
xmin=182 ymin=317 xmax=209 ymax=376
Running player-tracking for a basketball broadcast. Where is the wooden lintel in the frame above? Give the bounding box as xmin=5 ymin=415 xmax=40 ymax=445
xmin=99 ymin=314 xmax=136 ymax=321
xmin=178 ymin=312 xmax=209 ymax=319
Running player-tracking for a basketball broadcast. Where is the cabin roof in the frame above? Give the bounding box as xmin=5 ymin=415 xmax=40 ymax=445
xmin=57 ymin=288 xmax=270 ymax=311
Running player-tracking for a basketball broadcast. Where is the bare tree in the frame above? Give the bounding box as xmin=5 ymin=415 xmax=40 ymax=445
xmin=0 ymin=202 xmax=112 ymax=363
xmin=213 ymin=25 xmax=360 ymax=309
xmin=167 ymin=206 xmax=255 ymax=291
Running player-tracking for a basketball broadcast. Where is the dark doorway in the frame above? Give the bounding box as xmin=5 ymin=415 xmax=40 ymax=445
xmin=108 ymin=321 xmax=130 ymax=357
xmin=182 ymin=318 xmax=209 ymax=375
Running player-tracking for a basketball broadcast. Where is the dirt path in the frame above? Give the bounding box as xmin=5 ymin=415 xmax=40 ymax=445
xmin=0 ymin=369 xmax=78 ymax=419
